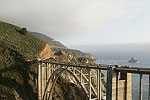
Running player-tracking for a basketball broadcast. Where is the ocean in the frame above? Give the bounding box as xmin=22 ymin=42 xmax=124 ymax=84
xmin=94 ymin=51 xmax=150 ymax=100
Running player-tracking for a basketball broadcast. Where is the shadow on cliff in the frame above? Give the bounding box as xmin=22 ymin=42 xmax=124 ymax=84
xmin=0 ymin=48 xmax=38 ymax=100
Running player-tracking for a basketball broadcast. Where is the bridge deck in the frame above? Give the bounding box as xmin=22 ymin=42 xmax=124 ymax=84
xmin=38 ymin=61 xmax=150 ymax=100
xmin=42 ymin=61 xmax=150 ymax=74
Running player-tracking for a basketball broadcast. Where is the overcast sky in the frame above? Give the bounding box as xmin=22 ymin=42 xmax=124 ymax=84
xmin=1 ymin=0 xmax=150 ymax=49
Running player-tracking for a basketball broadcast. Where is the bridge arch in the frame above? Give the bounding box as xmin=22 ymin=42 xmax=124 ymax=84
xmin=42 ymin=68 xmax=88 ymax=100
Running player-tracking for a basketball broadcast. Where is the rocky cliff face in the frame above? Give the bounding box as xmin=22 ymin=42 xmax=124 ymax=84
xmin=39 ymin=44 xmax=54 ymax=59
xmin=31 ymin=32 xmax=94 ymax=59
xmin=53 ymin=50 xmax=95 ymax=65
xmin=51 ymin=47 xmax=94 ymax=59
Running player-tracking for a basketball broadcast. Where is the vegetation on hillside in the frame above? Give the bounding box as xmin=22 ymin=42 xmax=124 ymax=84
xmin=0 ymin=21 xmax=46 ymax=99
xmin=0 ymin=21 xmax=91 ymax=100
xmin=31 ymin=32 xmax=67 ymax=49
xmin=0 ymin=21 xmax=46 ymax=62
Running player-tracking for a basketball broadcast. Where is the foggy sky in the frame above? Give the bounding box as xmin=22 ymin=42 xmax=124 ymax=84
xmin=1 ymin=0 xmax=150 ymax=48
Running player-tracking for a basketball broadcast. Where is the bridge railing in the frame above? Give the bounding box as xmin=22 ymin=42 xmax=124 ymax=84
xmin=38 ymin=61 xmax=150 ymax=100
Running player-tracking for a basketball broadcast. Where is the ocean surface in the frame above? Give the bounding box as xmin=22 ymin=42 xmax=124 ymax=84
xmin=94 ymin=51 xmax=150 ymax=100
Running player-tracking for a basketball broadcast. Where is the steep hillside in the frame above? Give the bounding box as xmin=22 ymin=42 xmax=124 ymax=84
xmin=31 ymin=32 xmax=94 ymax=59
xmin=0 ymin=21 xmax=53 ymax=100
xmin=0 ymin=21 xmax=90 ymax=100
xmin=31 ymin=32 xmax=67 ymax=49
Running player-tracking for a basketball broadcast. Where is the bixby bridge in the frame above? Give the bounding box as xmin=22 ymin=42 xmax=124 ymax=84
xmin=37 ymin=58 xmax=150 ymax=100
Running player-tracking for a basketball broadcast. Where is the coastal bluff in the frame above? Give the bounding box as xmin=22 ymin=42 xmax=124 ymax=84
xmin=0 ymin=21 xmax=132 ymax=100
xmin=0 ymin=21 xmax=96 ymax=100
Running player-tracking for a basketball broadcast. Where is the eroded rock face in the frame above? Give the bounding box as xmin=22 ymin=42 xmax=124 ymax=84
xmin=40 ymin=44 xmax=54 ymax=59
xmin=53 ymin=50 xmax=96 ymax=65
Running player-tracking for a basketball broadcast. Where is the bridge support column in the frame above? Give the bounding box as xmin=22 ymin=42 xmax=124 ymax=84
xmin=47 ymin=63 xmax=51 ymax=82
xmin=38 ymin=62 xmax=42 ymax=100
xmin=88 ymin=69 xmax=91 ymax=100
xmin=106 ymin=66 xmax=119 ymax=100
xmin=106 ymin=67 xmax=113 ymax=100
xmin=139 ymin=74 xmax=143 ymax=100
xmin=51 ymin=64 xmax=54 ymax=74
xmin=48 ymin=63 xmax=52 ymax=100
xmin=116 ymin=71 xmax=119 ymax=100
xmin=46 ymin=63 xmax=52 ymax=100
xmin=80 ymin=68 xmax=83 ymax=84
xmin=120 ymin=69 xmax=132 ymax=100
xmin=46 ymin=63 xmax=48 ymax=83
xmin=97 ymin=69 xmax=101 ymax=100
xmin=51 ymin=64 xmax=55 ymax=81
xmin=42 ymin=63 xmax=46 ymax=98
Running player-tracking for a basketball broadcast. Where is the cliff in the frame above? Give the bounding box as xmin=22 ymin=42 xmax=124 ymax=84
xmin=31 ymin=32 xmax=94 ymax=59
xmin=0 ymin=21 xmax=53 ymax=99
xmin=31 ymin=32 xmax=67 ymax=49
xmin=0 ymin=21 xmax=97 ymax=100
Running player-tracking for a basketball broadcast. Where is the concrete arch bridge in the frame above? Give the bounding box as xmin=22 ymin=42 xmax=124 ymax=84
xmin=38 ymin=59 xmax=150 ymax=100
